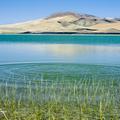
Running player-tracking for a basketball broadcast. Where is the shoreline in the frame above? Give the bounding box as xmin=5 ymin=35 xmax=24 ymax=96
xmin=21 ymin=31 xmax=120 ymax=35
xmin=0 ymin=32 xmax=120 ymax=36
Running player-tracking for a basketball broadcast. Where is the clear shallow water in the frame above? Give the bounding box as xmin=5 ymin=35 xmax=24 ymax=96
xmin=0 ymin=63 xmax=120 ymax=86
xmin=0 ymin=35 xmax=120 ymax=65
xmin=0 ymin=35 xmax=120 ymax=106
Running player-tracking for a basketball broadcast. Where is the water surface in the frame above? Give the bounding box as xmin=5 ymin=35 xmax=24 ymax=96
xmin=0 ymin=35 xmax=120 ymax=65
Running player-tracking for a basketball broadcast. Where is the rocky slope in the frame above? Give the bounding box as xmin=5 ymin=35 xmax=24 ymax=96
xmin=0 ymin=12 xmax=120 ymax=34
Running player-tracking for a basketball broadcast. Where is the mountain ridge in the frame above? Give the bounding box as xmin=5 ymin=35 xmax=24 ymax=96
xmin=0 ymin=12 xmax=120 ymax=34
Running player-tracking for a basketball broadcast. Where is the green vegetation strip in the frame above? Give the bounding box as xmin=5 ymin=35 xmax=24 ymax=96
xmin=0 ymin=63 xmax=120 ymax=120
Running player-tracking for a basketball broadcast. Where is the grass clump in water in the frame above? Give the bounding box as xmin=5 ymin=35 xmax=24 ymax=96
xmin=0 ymin=64 xmax=120 ymax=120
xmin=0 ymin=78 xmax=120 ymax=119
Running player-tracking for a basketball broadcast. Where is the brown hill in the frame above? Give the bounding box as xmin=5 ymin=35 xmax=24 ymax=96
xmin=0 ymin=12 xmax=120 ymax=34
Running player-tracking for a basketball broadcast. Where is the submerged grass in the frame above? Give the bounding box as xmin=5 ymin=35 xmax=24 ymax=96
xmin=0 ymin=64 xmax=120 ymax=120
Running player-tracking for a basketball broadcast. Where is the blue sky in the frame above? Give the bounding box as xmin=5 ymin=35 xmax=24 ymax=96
xmin=0 ymin=0 xmax=120 ymax=24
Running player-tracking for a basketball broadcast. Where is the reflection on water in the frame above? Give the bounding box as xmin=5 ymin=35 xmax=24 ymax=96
xmin=0 ymin=43 xmax=120 ymax=65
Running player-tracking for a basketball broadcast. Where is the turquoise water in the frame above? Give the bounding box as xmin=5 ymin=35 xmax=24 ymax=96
xmin=0 ymin=34 xmax=120 ymax=44
xmin=0 ymin=35 xmax=120 ymax=119
xmin=0 ymin=35 xmax=120 ymax=101
xmin=0 ymin=35 xmax=120 ymax=65
xmin=0 ymin=63 xmax=120 ymax=86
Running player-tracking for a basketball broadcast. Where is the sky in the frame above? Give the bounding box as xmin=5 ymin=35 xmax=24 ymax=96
xmin=0 ymin=0 xmax=120 ymax=24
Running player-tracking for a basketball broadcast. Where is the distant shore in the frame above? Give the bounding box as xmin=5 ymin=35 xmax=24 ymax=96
xmin=0 ymin=32 xmax=120 ymax=35
xmin=20 ymin=31 xmax=120 ymax=35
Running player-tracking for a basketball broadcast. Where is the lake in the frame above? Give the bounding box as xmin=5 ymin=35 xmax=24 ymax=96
xmin=0 ymin=34 xmax=120 ymax=65
xmin=0 ymin=35 xmax=120 ymax=119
